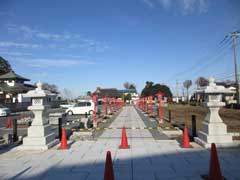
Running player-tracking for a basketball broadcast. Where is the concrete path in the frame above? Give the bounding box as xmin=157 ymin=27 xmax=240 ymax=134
xmin=0 ymin=106 xmax=240 ymax=180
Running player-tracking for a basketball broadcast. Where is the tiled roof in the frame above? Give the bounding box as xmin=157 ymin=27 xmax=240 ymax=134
xmin=93 ymin=88 xmax=119 ymax=98
xmin=0 ymin=71 xmax=30 ymax=81
xmin=0 ymin=83 xmax=34 ymax=94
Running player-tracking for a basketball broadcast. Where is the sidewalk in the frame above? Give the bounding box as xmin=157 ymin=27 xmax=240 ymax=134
xmin=0 ymin=106 xmax=240 ymax=180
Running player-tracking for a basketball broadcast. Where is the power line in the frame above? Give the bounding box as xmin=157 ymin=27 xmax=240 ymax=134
xmin=191 ymin=43 xmax=232 ymax=77
xmin=168 ymin=38 xmax=232 ymax=81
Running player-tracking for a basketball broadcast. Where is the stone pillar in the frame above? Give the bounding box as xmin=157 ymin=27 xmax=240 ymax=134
xmin=18 ymin=82 xmax=58 ymax=150
xmin=194 ymin=77 xmax=234 ymax=148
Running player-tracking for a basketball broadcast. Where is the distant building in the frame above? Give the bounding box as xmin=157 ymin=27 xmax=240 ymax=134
xmin=93 ymin=87 xmax=119 ymax=99
xmin=172 ymin=96 xmax=186 ymax=103
xmin=92 ymin=87 xmax=139 ymax=104
xmin=117 ymin=89 xmax=137 ymax=96
xmin=117 ymin=89 xmax=139 ymax=104
xmin=193 ymin=81 xmax=237 ymax=105
xmin=0 ymin=70 xmax=35 ymax=103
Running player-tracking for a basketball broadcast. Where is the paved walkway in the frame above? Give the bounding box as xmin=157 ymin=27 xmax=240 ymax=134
xmin=0 ymin=106 xmax=240 ymax=180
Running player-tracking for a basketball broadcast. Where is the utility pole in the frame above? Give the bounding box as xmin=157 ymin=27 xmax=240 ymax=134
xmin=230 ymin=31 xmax=240 ymax=105
xmin=176 ymin=80 xmax=179 ymax=103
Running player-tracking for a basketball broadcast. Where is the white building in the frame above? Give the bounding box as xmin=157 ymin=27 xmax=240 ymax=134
xmin=0 ymin=71 xmax=35 ymax=103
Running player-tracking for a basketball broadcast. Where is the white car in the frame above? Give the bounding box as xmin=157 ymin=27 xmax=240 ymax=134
xmin=65 ymin=100 xmax=96 ymax=115
xmin=0 ymin=106 xmax=11 ymax=117
xmin=60 ymin=102 xmax=75 ymax=109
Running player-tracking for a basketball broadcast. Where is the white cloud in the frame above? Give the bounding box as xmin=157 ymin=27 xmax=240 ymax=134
xmin=12 ymin=58 xmax=95 ymax=68
xmin=6 ymin=24 xmax=81 ymax=41
xmin=5 ymin=24 xmax=109 ymax=52
xmin=142 ymin=0 xmax=209 ymax=14
xmin=0 ymin=51 xmax=32 ymax=56
xmin=198 ymin=0 xmax=208 ymax=14
xmin=143 ymin=0 xmax=155 ymax=8
xmin=0 ymin=41 xmax=41 ymax=48
xmin=181 ymin=0 xmax=209 ymax=14
xmin=158 ymin=0 xmax=171 ymax=9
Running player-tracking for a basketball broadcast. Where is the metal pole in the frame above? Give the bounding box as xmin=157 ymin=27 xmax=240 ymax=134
xmin=58 ymin=117 xmax=62 ymax=141
xmin=191 ymin=115 xmax=197 ymax=138
xmin=168 ymin=110 xmax=171 ymax=123
xmin=12 ymin=118 xmax=18 ymax=142
xmin=232 ymin=33 xmax=240 ymax=105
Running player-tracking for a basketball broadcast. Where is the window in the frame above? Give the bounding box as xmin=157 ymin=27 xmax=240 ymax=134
xmin=75 ymin=101 xmax=91 ymax=107
xmin=76 ymin=102 xmax=86 ymax=107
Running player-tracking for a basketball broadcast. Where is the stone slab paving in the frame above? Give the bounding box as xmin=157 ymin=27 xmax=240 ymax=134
xmin=0 ymin=106 xmax=240 ymax=180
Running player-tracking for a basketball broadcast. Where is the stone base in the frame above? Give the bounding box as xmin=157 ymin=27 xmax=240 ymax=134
xmin=70 ymin=131 xmax=94 ymax=141
xmin=18 ymin=123 xmax=59 ymax=150
xmin=194 ymin=137 xmax=239 ymax=149
xmin=198 ymin=130 xmax=233 ymax=144
xmin=18 ymin=139 xmax=59 ymax=150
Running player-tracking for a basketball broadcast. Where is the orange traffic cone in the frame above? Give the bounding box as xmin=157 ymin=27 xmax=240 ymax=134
xmin=6 ymin=116 xmax=12 ymax=128
xmin=59 ymin=128 xmax=68 ymax=150
xmin=182 ymin=126 xmax=190 ymax=148
xmin=209 ymin=143 xmax=223 ymax=180
xmin=104 ymin=151 xmax=115 ymax=180
xmin=119 ymin=127 xmax=130 ymax=149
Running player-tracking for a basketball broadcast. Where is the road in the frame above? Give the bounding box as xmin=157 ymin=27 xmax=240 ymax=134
xmin=0 ymin=106 xmax=239 ymax=180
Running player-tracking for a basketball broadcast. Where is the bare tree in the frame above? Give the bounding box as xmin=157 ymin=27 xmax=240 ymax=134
xmin=183 ymin=80 xmax=192 ymax=102
xmin=62 ymin=88 xmax=73 ymax=101
xmin=195 ymin=77 xmax=208 ymax=88
xmin=124 ymin=82 xmax=130 ymax=89
xmin=34 ymin=82 xmax=59 ymax=93
xmin=124 ymin=81 xmax=136 ymax=89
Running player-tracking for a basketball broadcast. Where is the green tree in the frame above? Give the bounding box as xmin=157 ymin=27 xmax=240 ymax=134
xmin=141 ymin=81 xmax=172 ymax=97
xmin=87 ymin=91 xmax=92 ymax=96
xmin=124 ymin=93 xmax=132 ymax=102
xmin=0 ymin=56 xmax=12 ymax=75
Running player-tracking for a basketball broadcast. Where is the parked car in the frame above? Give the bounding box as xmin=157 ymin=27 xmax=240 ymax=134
xmin=65 ymin=100 xmax=97 ymax=115
xmin=60 ymin=102 xmax=75 ymax=109
xmin=0 ymin=105 xmax=11 ymax=117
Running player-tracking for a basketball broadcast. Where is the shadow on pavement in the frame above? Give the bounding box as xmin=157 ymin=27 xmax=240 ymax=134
xmin=0 ymin=144 xmax=239 ymax=180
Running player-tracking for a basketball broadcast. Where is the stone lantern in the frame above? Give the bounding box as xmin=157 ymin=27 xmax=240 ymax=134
xmin=194 ymin=77 xmax=233 ymax=148
xmin=19 ymin=81 xmax=58 ymax=150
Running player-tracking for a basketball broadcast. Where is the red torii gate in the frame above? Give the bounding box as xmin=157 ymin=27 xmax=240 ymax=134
xmin=156 ymin=92 xmax=163 ymax=124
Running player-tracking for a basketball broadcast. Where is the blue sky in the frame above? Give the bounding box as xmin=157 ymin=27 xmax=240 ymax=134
xmin=0 ymin=0 xmax=239 ymax=97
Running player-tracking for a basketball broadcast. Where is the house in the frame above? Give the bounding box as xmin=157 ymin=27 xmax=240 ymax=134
xmin=194 ymin=81 xmax=237 ymax=105
xmin=93 ymin=87 xmax=119 ymax=99
xmin=117 ymin=89 xmax=139 ymax=104
xmin=0 ymin=70 xmax=35 ymax=103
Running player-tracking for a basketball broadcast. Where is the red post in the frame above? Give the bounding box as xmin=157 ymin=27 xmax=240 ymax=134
xmin=157 ymin=93 xmax=163 ymax=124
xmin=104 ymin=96 xmax=108 ymax=117
xmin=149 ymin=96 xmax=153 ymax=115
xmin=143 ymin=98 xmax=145 ymax=111
xmin=91 ymin=95 xmax=97 ymax=127
xmin=146 ymin=97 xmax=148 ymax=113
xmin=113 ymin=98 xmax=117 ymax=111
xmin=109 ymin=98 xmax=113 ymax=114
